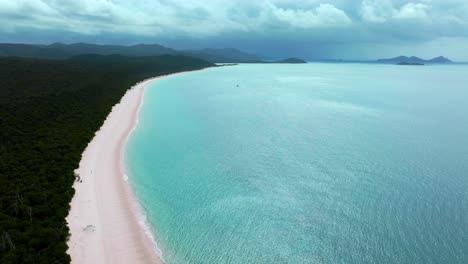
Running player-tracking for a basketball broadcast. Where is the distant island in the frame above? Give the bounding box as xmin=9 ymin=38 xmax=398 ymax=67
xmin=241 ymin=57 xmax=307 ymax=64
xmin=274 ymin=58 xmax=307 ymax=64
xmin=397 ymin=62 xmax=424 ymax=66
xmin=377 ymin=56 xmax=452 ymax=64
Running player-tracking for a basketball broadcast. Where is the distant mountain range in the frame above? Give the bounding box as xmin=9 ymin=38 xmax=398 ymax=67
xmin=5 ymin=43 xmax=452 ymax=65
xmin=377 ymin=56 xmax=452 ymax=64
xmin=0 ymin=43 xmax=262 ymax=63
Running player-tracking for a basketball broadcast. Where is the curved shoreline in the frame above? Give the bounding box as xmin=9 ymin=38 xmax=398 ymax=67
xmin=66 ymin=69 xmax=209 ymax=264
xmin=66 ymin=76 xmax=163 ymax=264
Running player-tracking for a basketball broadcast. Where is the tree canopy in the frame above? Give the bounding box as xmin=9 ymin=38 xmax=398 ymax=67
xmin=0 ymin=55 xmax=213 ymax=263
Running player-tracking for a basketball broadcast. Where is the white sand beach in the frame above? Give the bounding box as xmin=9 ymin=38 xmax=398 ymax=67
xmin=66 ymin=76 xmax=162 ymax=264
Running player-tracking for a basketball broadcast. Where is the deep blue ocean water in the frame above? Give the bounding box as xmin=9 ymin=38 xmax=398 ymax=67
xmin=126 ymin=64 xmax=468 ymax=263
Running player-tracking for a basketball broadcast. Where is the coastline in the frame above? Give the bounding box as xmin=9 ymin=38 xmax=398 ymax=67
xmin=66 ymin=69 xmax=209 ymax=264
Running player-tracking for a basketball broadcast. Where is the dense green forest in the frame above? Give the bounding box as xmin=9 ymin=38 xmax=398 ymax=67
xmin=0 ymin=55 xmax=213 ymax=263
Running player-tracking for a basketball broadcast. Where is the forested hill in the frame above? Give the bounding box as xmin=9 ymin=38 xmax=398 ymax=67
xmin=0 ymin=43 xmax=262 ymax=63
xmin=0 ymin=55 xmax=213 ymax=263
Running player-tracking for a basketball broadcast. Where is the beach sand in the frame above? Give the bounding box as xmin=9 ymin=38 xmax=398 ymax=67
xmin=66 ymin=76 xmax=162 ymax=264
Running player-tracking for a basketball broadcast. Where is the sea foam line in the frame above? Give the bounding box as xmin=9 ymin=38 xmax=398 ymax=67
xmin=122 ymin=78 xmax=167 ymax=263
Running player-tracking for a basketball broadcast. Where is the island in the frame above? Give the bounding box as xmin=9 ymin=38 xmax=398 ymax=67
xmin=397 ymin=62 xmax=424 ymax=66
xmin=274 ymin=58 xmax=307 ymax=64
xmin=377 ymin=55 xmax=452 ymax=64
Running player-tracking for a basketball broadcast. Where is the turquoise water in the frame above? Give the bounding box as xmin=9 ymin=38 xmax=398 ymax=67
xmin=126 ymin=64 xmax=468 ymax=264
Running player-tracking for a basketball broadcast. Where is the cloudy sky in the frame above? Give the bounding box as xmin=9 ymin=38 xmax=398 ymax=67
xmin=1 ymin=0 xmax=468 ymax=60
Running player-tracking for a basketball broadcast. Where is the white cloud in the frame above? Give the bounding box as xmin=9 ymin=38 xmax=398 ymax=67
xmin=394 ymin=3 xmax=431 ymax=21
xmin=0 ymin=0 xmax=352 ymax=37
xmin=266 ymin=3 xmax=352 ymax=29
xmin=360 ymin=1 xmax=432 ymax=23
xmin=360 ymin=0 xmax=395 ymax=23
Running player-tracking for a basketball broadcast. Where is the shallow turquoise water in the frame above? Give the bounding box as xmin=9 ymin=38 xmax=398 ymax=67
xmin=126 ymin=64 xmax=468 ymax=264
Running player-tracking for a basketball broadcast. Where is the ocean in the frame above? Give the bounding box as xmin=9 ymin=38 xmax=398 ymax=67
xmin=126 ymin=63 xmax=468 ymax=263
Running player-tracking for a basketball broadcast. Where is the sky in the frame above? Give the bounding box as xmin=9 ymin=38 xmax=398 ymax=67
xmin=1 ymin=0 xmax=468 ymax=60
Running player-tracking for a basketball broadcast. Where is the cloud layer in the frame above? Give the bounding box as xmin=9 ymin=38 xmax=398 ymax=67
xmin=1 ymin=0 xmax=468 ymax=59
